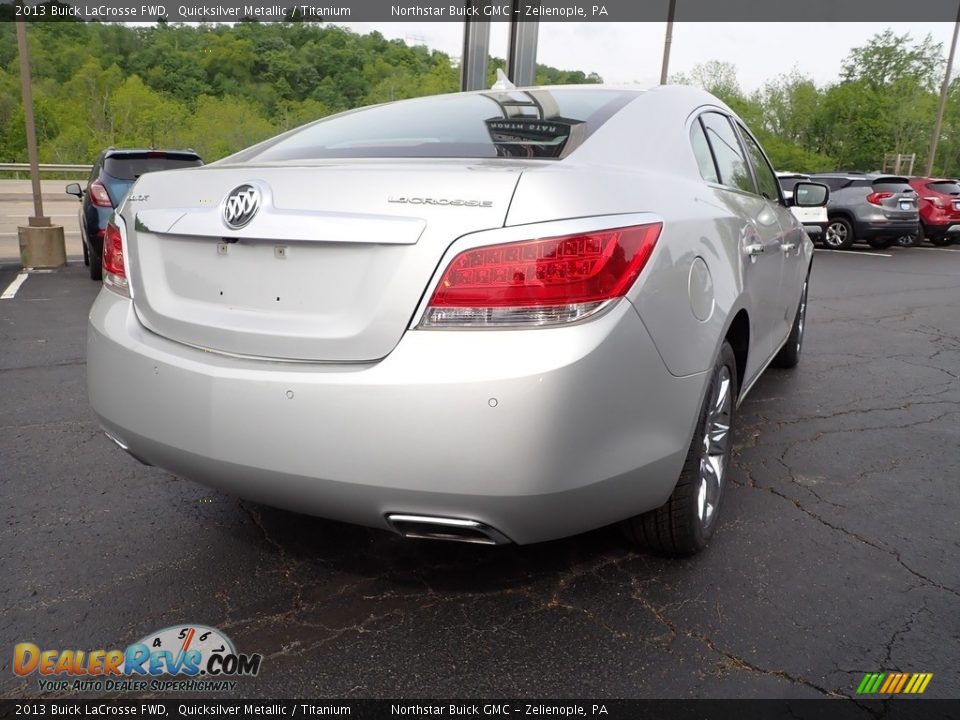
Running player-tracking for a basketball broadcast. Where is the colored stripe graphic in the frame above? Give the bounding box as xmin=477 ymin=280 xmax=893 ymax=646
xmin=879 ymin=674 xmax=897 ymax=693
xmin=857 ymin=672 xmax=932 ymax=694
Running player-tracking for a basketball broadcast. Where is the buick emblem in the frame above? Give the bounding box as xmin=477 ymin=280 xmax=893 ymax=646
xmin=222 ymin=184 xmax=261 ymax=229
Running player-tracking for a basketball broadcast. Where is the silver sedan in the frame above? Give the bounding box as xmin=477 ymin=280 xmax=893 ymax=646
xmin=87 ymin=85 xmax=826 ymax=554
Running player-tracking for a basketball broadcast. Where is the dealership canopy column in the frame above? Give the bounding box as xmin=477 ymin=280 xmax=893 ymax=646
xmin=460 ymin=0 xmax=539 ymax=91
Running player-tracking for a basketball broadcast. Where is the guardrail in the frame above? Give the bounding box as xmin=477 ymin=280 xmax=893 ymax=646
xmin=0 ymin=163 xmax=92 ymax=174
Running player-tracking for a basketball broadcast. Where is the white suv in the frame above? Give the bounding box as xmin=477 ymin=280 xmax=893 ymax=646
xmin=778 ymin=172 xmax=828 ymax=240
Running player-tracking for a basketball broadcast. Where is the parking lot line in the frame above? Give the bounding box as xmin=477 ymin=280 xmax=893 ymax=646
xmin=815 ymin=249 xmax=892 ymax=257
xmin=1 ymin=272 xmax=29 ymax=299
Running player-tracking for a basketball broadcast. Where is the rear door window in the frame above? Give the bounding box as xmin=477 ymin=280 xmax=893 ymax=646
xmin=737 ymin=123 xmax=781 ymax=202
xmin=699 ymin=112 xmax=755 ymax=194
xmin=690 ymin=119 xmax=720 ymax=183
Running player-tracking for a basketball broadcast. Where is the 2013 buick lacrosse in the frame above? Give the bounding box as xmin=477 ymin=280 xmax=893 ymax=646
xmin=87 ymin=85 xmax=827 ymax=554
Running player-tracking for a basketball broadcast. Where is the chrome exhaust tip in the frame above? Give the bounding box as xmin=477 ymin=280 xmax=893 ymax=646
xmin=385 ymin=514 xmax=511 ymax=545
xmin=103 ymin=431 xmax=153 ymax=467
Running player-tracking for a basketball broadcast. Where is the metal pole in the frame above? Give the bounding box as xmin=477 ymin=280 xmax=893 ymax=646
xmin=507 ymin=0 xmax=539 ymax=87
xmin=15 ymin=18 xmax=48 ymax=226
xmin=460 ymin=0 xmax=491 ymax=92
xmin=659 ymin=0 xmax=677 ymax=85
xmin=926 ymin=3 xmax=960 ymax=177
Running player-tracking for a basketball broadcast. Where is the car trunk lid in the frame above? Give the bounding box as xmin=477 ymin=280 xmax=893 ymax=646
xmin=121 ymin=162 xmax=521 ymax=362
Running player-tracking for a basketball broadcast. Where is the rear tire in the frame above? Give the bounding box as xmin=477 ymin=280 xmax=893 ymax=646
xmin=772 ymin=275 xmax=808 ymax=369
xmin=895 ymin=234 xmax=919 ymax=248
xmin=824 ymin=218 xmax=855 ymax=249
xmin=88 ymin=250 xmax=102 ymax=281
xmin=82 ymin=239 xmax=90 ymax=266
xmin=622 ymin=341 xmax=738 ymax=556
xmin=867 ymin=238 xmax=892 ymax=249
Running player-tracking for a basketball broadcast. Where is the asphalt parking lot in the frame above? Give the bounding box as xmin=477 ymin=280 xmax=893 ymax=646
xmin=1 ymin=246 xmax=958 ymax=700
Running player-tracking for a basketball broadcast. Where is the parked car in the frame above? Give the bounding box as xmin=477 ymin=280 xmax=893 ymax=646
xmin=908 ymin=176 xmax=960 ymax=246
xmin=86 ymin=85 xmax=827 ymax=555
xmin=777 ymin=172 xmax=828 ymax=239
xmin=66 ymin=148 xmax=203 ymax=279
xmin=809 ymin=172 xmax=919 ymax=249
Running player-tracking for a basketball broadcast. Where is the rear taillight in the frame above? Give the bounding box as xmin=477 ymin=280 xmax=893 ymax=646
xmin=102 ymin=222 xmax=129 ymax=297
xmin=420 ymin=223 xmax=662 ymax=328
xmin=866 ymin=191 xmax=893 ymax=206
xmin=89 ymin=180 xmax=113 ymax=208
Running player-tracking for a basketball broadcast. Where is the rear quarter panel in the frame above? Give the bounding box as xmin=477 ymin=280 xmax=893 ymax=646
xmin=505 ymin=164 xmax=748 ymax=379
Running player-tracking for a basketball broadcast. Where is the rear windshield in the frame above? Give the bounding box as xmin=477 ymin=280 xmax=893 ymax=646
xmin=927 ymin=181 xmax=960 ymax=194
xmin=872 ymin=181 xmax=914 ymax=194
xmin=103 ymin=154 xmax=203 ymax=180
xmin=242 ymin=89 xmax=638 ymax=162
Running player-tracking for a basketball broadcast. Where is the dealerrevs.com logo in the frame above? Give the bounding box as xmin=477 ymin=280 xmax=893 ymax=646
xmin=13 ymin=624 xmax=262 ymax=693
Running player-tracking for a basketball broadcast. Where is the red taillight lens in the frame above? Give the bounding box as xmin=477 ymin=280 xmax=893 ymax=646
xmin=102 ymin=222 xmax=129 ymax=296
xmin=866 ymin=191 xmax=893 ymax=206
xmin=422 ymin=223 xmax=662 ymax=327
xmin=89 ymin=180 xmax=113 ymax=208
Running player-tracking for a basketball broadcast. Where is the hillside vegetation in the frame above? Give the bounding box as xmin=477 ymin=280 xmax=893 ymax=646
xmin=0 ymin=21 xmax=600 ymax=163
xmin=2 ymin=23 xmax=959 ymax=175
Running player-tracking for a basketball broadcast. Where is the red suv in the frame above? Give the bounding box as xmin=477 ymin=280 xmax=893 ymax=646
xmin=908 ymin=177 xmax=960 ymax=246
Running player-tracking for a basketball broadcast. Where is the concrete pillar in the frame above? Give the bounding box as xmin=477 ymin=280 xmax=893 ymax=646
xmin=19 ymin=223 xmax=66 ymax=269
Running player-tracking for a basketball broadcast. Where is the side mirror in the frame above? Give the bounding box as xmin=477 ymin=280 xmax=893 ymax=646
xmin=65 ymin=183 xmax=83 ymax=199
xmin=793 ymin=181 xmax=829 ymax=207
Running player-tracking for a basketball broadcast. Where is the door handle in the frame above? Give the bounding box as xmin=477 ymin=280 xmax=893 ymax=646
xmin=781 ymin=242 xmax=797 ymax=253
xmin=744 ymin=243 xmax=765 ymax=256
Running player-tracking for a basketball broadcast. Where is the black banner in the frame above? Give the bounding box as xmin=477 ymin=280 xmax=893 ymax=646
xmin=5 ymin=0 xmax=960 ymax=22
xmin=2 ymin=700 xmax=960 ymax=720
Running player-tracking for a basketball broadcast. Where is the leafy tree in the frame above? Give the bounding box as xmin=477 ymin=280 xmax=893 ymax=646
xmin=842 ymin=30 xmax=942 ymax=92
xmin=183 ymin=95 xmax=276 ymax=160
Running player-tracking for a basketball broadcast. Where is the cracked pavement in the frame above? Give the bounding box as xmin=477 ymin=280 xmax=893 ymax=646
xmin=1 ymin=248 xmax=958 ymax=699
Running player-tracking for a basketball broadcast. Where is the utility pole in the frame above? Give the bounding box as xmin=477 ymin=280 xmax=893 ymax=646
xmin=926 ymin=3 xmax=960 ymax=176
xmin=659 ymin=0 xmax=677 ymax=85
xmin=15 ymin=18 xmax=65 ymax=268
xmin=16 ymin=20 xmax=46 ymax=226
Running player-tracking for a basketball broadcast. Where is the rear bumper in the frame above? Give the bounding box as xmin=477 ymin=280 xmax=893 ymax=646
xmin=855 ymin=219 xmax=918 ymax=239
xmin=87 ymin=291 xmax=706 ymax=544
xmin=924 ymin=222 xmax=960 ymax=238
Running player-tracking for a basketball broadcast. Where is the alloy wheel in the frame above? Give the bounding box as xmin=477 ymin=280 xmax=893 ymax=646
xmin=796 ymin=279 xmax=808 ymax=354
xmin=825 ymin=222 xmax=847 ymax=248
xmin=697 ymin=365 xmax=732 ymax=530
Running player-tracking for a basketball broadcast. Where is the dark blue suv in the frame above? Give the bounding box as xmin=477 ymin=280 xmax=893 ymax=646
xmin=66 ymin=149 xmax=203 ymax=279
